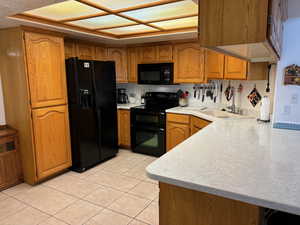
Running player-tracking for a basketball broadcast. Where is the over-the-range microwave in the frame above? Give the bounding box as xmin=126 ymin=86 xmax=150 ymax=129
xmin=138 ymin=63 xmax=174 ymax=85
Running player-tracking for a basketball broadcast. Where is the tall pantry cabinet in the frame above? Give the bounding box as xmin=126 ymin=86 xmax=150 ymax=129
xmin=0 ymin=28 xmax=72 ymax=184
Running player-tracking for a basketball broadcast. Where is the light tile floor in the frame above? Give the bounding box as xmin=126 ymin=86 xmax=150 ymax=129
xmin=0 ymin=150 xmax=159 ymax=225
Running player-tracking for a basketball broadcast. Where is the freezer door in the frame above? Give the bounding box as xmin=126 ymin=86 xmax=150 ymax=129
xmin=92 ymin=61 xmax=118 ymax=160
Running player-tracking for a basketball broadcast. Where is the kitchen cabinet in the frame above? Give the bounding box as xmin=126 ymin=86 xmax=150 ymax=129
xmin=108 ymin=47 xmax=128 ymax=83
xmin=94 ymin=45 xmax=108 ymax=60
xmin=64 ymin=40 xmax=76 ymax=59
xmin=206 ymin=50 xmax=268 ymax=80
xmin=127 ymin=47 xmax=138 ymax=83
xmin=32 ymin=105 xmax=71 ymax=180
xmin=167 ymin=113 xmax=211 ymax=151
xmin=191 ymin=116 xmax=211 ymax=135
xmin=157 ymin=45 xmax=173 ymax=61
xmin=76 ymin=42 xmax=95 ymax=60
xmin=173 ymin=43 xmax=206 ymax=83
xmin=138 ymin=44 xmax=173 ymax=63
xmin=25 ymin=32 xmax=68 ymax=108
xmin=199 ymin=0 xmax=288 ymax=62
xmin=0 ymin=28 xmax=72 ymax=184
xmin=117 ymin=109 xmax=131 ymax=148
xmin=224 ymin=56 xmax=248 ymax=80
xmin=166 ymin=114 xmax=191 ymax=151
xmin=159 ymin=182 xmax=261 ymax=225
xmin=0 ymin=126 xmax=22 ymax=190
xmin=139 ymin=46 xmax=157 ymax=62
xmin=205 ymin=49 xmax=225 ymax=79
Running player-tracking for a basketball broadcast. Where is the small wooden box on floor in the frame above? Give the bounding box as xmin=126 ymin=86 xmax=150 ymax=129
xmin=159 ymin=182 xmax=262 ymax=225
xmin=0 ymin=126 xmax=22 ymax=190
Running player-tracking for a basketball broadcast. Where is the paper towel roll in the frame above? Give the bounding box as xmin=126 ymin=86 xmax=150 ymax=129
xmin=260 ymin=96 xmax=270 ymax=121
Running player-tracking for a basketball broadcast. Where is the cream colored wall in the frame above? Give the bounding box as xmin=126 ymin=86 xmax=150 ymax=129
xmin=0 ymin=75 xmax=6 ymax=125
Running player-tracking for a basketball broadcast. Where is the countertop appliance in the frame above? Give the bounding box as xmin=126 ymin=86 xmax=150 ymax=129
xmin=131 ymin=92 xmax=179 ymax=157
xmin=65 ymin=57 xmax=118 ymax=172
xmin=117 ymin=88 xmax=129 ymax=104
xmin=138 ymin=63 xmax=174 ymax=85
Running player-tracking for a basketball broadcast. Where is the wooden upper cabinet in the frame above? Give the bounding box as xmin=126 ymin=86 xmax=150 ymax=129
xmin=139 ymin=46 xmax=157 ymax=62
xmin=117 ymin=109 xmax=131 ymax=147
xmin=205 ymin=49 xmax=225 ymax=79
xmin=24 ymin=32 xmax=67 ymax=108
xmin=173 ymin=43 xmax=206 ymax=83
xmin=268 ymin=0 xmax=284 ymax=56
xmin=224 ymin=56 xmax=247 ymax=80
xmin=94 ymin=46 xmax=108 ymax=61
xmin=32 ymin=105 xmax=71 ymax=180
xmin=199 ymin=0 xmax=287 ymax=61
xmin=108 ymin=48 xmax=128 ymax=83
xmin=64 ymin=40 xmax=76 ymax=59
xmin=76 ymin=42 xmax=95 ymax=60
xmin=127 ymin=47 xmax=138 ymax=83
xmin=157 ymin=45 xmax=173 ymax=61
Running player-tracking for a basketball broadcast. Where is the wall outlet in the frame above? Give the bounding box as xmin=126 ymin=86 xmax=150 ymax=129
xmin=283 ymin=105 xmax=291 ymax=115
xmin=291 ymin=94 xmax=299 ymax=104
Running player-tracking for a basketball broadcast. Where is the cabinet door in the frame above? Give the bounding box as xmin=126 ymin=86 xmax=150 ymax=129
xmin=268 ymin=0 xmax=284 ymax=56
xmin=205 ymin=49 xmax=225 ymax=79
xmin=108 ymin=48 xmax=128 ymax=83
xmin=158 ymin=45 xmax=173 ymax=61
xmin=117 ymin=110 xmax=131 ymax=147
xmin=32 ymin=105 xmax=72 ymax=180
xmin=224 ymin=56 xmax=247 ymax=80
xmin=191 ymin=116 xmax=210 ymax=135
xmin=127 ymin=47 xmax=138 ymax=83
xmin=25 ymin=32 xmax=68 ymax=108
xmin=139 ymin=46 xmax=157 ymax=62
xmin=0 ymin=151 xmax=22 ymax=190
xmin=167 ymin=122 xmax=190 ymax=151
xmin=173 ymin=43 xmax=206 ymax=83
xmin=76 ymin=43 xmax=95 ymax=60
xmin=95 ymin=46 xmax=108 ymax=60
xmin=64 ymin=40 xmax=76 ymax=59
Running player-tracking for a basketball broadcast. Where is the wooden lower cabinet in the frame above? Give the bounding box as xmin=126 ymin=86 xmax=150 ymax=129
xmin=117 ymin=109 xmax=131 ymax=148
xmin=191 ymin=116 xmax=211 ymax=135
xmin=32 ymin=105 xmax=72 ymax=180
xmin=167 ymin=114 xmax=211 ymax=151
xmin=166 ymin=114 xmax=191 ymax=151
xmin=159 ymin=182 xmax=262 ymax=225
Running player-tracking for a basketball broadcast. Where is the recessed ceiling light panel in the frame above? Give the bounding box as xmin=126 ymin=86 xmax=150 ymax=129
xmin=68 ymin=14 xmax=136 ymax=29
xmin=102 ymin=24 xmax=158 ymax=35
xmin=150 ymin=16 xmax=198 ymax=30
xmin=121 ymin=1 xmax=198 ymax=22
xmin=24 ymin=0 xmax=104 ymax=21
xmin=83 ymin=0 xmax=163 ymax=10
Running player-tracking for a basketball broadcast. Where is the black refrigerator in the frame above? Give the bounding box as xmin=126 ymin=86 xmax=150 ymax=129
xmin=65 ymin=57 xmax=118 ymax=172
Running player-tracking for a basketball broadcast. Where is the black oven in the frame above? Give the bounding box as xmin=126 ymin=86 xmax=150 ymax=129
xmin=131 ymin=110 xmax=166 ymax=157
xmin=138 ymin=63 xmax=174 ymax=85
xmin=130 ymin=92 xmax=179 ymax=157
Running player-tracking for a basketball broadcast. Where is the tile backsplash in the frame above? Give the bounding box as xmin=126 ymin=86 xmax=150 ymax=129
xmin=117 ymin=66 xmax=276 ymax=117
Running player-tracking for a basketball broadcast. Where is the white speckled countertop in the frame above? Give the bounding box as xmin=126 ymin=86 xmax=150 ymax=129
xmin=117 ymin=103 xmax=141 ymax=110
xmin=147 ymin=107 xmax=300 ymax=215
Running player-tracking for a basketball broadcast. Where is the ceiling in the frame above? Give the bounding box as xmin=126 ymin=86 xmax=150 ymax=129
xmin=1 ymin=0 xmax=199 ymax=43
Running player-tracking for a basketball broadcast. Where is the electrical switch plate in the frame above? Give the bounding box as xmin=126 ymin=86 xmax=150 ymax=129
xmin=291 ymin=94 xmax=299 ymax=104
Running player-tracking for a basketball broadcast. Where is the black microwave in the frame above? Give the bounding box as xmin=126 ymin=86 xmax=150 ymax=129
xmin=138 ymin=63 xmax=174 ymax=85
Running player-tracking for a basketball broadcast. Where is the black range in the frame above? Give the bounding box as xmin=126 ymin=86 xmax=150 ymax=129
xmin=131 ymin=92 xmax=179 ymax=157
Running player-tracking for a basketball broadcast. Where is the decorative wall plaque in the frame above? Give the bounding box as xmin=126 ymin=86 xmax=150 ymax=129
xmin=284 ymin=64 xmax=300 ymax=85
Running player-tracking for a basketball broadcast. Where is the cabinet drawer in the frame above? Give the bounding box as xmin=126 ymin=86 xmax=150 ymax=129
xmin=167 ymin=113 xmax=190 ymax=124
xmin=191 ymin=116 xmax=211 ymax=129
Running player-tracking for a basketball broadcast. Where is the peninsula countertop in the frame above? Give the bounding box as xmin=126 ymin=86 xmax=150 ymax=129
xmin=146 ymin=107 xmax=300 ymax=215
